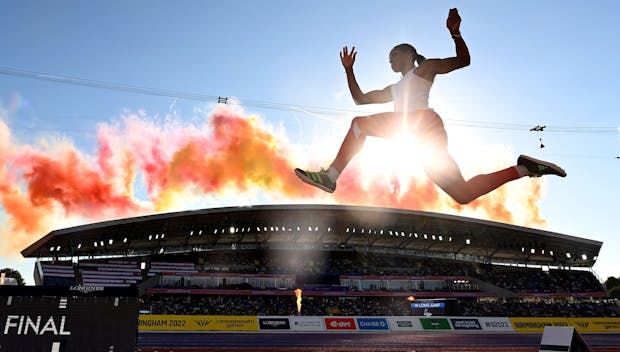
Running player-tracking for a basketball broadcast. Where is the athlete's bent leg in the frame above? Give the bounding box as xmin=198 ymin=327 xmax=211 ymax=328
xmin=330 ymin=112 xmax=401 ymax=173
xmin=295 ymin=112 xmax=400 ymax=193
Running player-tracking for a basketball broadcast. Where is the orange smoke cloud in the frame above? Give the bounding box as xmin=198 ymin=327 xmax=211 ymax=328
xmin=0 ymin=104 xmax=546 ymax=260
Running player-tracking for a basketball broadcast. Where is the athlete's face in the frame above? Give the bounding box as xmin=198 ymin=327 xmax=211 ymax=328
xmin=389 ymin=48 xmax=411 ymax=73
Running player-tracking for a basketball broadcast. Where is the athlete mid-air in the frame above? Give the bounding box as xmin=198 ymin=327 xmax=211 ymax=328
xmin=295 ymin=8 xmax=565 ymax=204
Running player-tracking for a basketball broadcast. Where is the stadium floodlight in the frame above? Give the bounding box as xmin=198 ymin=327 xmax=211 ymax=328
xmin=198 ymin=230 xmax=203 ymax=235
xmin=315 ymin=227 xmax=318 ymax=231
xmin=56 ymin=246 xmax=61 ymax=251
xmin=423 ymin=234 xmax=428 ymax=240
xmin=550 ymin=250 xmax=554 ymax=256
xmin=77 ymin=243 xmax=82 ymax=249
xmin=448 ymin=236 xmax=452 ymax=242
xmin=229 ymin=226 xmax=235 ymax=234
xmin=566 ymin=253 xmax=571 ymax=258
xmin=593 ymin=256 xmax=598 ymax=260
xmin=50 ymin=247 xmax=54 ymax=252
xmin=190 ymin=230 xmax=194 ymax=236
xmin=346 ymin=228 xmax=350 ymax=233
xmin=123 ymin=237 xmax=128 ymax=243
xmin=161 ymin=234 xmax=165 ymax=239
xmin=328 ymin=227 xmax=332 ymax=232
xmin=466 ymin=239 xmax=471 ymax=245
xmin=530 ymin=248 xmax=535 ymax=254
xmin=432 ymin=235 xmax=436 ymax=240
xmin=380 ymin=230 xmax=384 ymax=235
xmin=297 ymin=227 xmax=301 ymax=231
xmin=414 ymin=233 xmax=418 ymax=238
xmin=100 ymin=241 xmax=104 ymax=247
xmin=148 ymin=235 xmax=153 ymax=240
xmin=94 ymin=242 xmax=98 ymax=247
xmin=109 ymin=239 xmax=113 ymax=245
xmin=581 ymin=254 xmax=587 ymax=260
xmin=389 ymin=231 xmax=393 ymax=236
xmin=307 ymin=227 xmax=312 ymax=232
xmin=401 ymin=232 xmax=405 ymax=237
xmin=155 ymin=234 xmax=159 ymax=240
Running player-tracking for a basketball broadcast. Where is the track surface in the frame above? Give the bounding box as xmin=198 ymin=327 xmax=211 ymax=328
xmin=138 ymin=332 xmax=620 ymax=352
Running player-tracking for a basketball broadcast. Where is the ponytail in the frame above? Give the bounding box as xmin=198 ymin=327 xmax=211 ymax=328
xmin=415 ymin=53 xmax=426 ymax=66
xmin=393 ymin=43 xmax=425 ymax=67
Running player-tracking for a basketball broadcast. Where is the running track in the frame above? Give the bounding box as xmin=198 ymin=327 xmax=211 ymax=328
xmin=137 ymin=332 xmax=620 ymax=352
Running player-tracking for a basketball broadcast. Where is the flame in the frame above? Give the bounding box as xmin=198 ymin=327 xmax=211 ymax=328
xmin=294 ymin=288 xmax=302 ymax=314
xmin=0 ymin=103 xmax=547 ymax=262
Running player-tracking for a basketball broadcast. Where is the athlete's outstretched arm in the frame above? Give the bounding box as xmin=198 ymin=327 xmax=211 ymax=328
xmin=420 ymin=8 xmax=471 ymax=76
xmin=340 ymin=46 xmax=392 ymax=105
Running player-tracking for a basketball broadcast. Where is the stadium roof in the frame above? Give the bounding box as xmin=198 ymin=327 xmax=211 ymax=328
xmin=22 ymin=204 xmax=602 ymax=267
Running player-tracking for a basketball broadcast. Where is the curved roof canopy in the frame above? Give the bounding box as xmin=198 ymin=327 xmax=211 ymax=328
xmin=21 ymin=204 xmax=602 ymax=267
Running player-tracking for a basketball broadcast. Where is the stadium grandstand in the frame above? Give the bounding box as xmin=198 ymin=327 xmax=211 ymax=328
xmin=17 ymin=204 xmax=620 ymax=351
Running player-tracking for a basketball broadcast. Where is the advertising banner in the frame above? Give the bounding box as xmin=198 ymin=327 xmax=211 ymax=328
xmin=324 ymin=317 xmax=357 ymax=331
xmin=138 ymin=315 xmax=258 ymax=331
xmin=567 ymin=318 xmax=620 ymax=333
xmin=258 ymin=317 xmax=291 ymax=330
xmin=290 ymin=316 xmax=325 ymax=331
xmin=509 ymin=318 xmax=570 ymax=332
xmin=420 ymin=318 xmax=452 ymax=330
xmin=387 ymin=316 xmax=424 ymax=332
xmin=449 ymin=318 xmax=482 ymax=330
xmin=476 ymin=317 xmax=514 ymax=332
xmin=356 ymin=317 xmax=389 ymax=331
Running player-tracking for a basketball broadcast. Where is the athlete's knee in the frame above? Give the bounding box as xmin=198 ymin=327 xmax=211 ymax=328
xmin=350 ymin=116 xmax=365 ymax=138
xmin=442 ymin=185 xmax=475 ymax=205
xmin=451 ymin=194 xmax=474 ymax=205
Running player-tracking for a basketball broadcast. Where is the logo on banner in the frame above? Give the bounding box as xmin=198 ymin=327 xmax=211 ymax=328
xmin=420 ymin=318 xmax=451 ymax=330
xmin=325 ymin=318 xmax=356 ymax=330
xmin=259 ymin=318 xmax=290 ymax=330
xmin=450 ymin=318 xmax=482 ymax=330
xmin=291 ymin=317 xmax=324 ymax=331
xmin=356 ymin=318 xmax=389 ymax=331
xmin=396 ymin=320 xmax=413 ymax=328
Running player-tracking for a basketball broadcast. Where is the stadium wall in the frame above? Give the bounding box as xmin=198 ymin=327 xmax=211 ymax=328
xmin=138 ymin=315 xmax=620 ymax=333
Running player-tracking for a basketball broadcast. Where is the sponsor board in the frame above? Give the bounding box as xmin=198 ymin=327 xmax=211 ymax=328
xmin=324 ymin=317 xmax=357 ymax=331
xmin=449 ymin=318 xmax=482 ymax=330
xmin=258 ymin=317 xmax=290 ymax=330
xmin=356 ymin=317 xmax=389 ymax=331
xmin=477 ymin=317 xmax=514 ymax=332
xmin=509 ymin=318 xmax=570 ymax=332
xmin=290 ymin=316 xmax=325 ymax=331
xmin=139 ymin=315 xmax=258 ymax=331
xmin=568 ymin=318 xmax=620 ymax=333
xmin=420 ymin=318 xmax=452 ymax=330
xmin=387 ymin=316 xmax=423 ymax=332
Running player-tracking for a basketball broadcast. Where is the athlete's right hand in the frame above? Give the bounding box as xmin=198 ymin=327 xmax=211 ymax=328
xmin=340 ymin=46 xmax=357 ymax=71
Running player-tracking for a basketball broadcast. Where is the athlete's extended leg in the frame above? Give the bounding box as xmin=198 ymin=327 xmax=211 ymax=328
xmin=424 ymin=149 xmax=523 ymax=205
xmin=416 ymin=110 xmax=565 ymax=204
xmin=295 ymin=112 xmax=401 ymax=192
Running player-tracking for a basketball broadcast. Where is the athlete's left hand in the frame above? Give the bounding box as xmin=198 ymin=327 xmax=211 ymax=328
xmin=446 ymin=8 xmax=461 ymax=35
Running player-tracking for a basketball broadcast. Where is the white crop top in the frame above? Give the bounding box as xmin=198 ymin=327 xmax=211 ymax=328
xmin=390 ymin=68 xmax=433 ymax=113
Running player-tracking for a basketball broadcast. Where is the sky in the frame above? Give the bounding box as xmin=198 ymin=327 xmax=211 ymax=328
xmin=0 ymin=0 xmax=618 ymax=285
